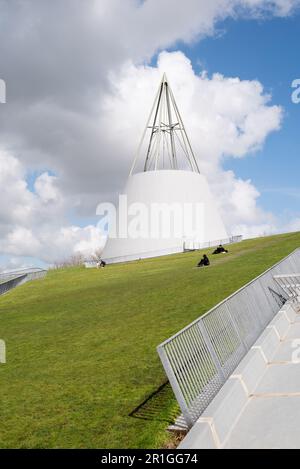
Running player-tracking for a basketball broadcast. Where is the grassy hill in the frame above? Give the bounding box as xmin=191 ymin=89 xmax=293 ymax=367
xmin=0 ymin=232 xmax=300 ymax=448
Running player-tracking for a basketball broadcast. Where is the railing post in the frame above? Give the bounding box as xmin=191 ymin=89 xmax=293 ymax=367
xmin=157 ymin=248 xmax=300 ymax=425
xmin=198 ymin=320 xmax=226 ymax=382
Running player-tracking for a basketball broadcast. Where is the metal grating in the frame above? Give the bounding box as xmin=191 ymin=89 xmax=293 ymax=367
xmin=0 ymin=268 xmax=47 ymax=296
xmin=157 ymin=248 xmax=300 ymax=428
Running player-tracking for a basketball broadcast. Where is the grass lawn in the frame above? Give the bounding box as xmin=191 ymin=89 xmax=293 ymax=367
xmin=0 ymin=232 xmax=300 ymax=448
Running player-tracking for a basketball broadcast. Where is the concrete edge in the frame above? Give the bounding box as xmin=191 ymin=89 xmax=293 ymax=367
xmin=266 ymin=310 xmax=291 ymax=340
xmin=178 ymin=305 xmax=291 ymax=449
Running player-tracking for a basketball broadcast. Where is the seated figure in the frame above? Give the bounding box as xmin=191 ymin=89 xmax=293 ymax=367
xmin=212 ymin=244 xmax=228 ymax=255
xmin=197 ymin=254 xmax=210 ymax=268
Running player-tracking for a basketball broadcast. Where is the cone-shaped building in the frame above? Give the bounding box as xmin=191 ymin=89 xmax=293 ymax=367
xmin=102 ymin=74 xmax=228 ymax=263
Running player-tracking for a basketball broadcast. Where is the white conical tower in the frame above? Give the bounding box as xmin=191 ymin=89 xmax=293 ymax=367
xmin=102 ymin=75 xmax=228 ymax=263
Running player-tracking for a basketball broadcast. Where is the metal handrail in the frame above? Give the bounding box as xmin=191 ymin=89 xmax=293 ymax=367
xmin=157 ymin=247 xmax=300 ymax=427
xmin=0 ymin=267 xmax=45 ymax=278
xmin=159 ymin=248 xmax=300 ymax=347
xmin=274 ymin=273 xmax=300 ymax=299
xmin=0 ymin=268 xmax=47 ymax=296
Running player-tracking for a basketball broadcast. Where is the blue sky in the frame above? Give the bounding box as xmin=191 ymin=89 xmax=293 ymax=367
xmin=28 ymin=14 xmax=300 ymax=228
xmin=1 ymin=1 xmax=300 ymax=269
xmin=66 ymin=13 xmax=300 ymax=229
xmin=166 ymin=14 xmax=300 ymax=220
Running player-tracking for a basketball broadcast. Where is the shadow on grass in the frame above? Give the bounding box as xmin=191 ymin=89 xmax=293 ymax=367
xmin=129 ymin=382 xmax=180 ymax=424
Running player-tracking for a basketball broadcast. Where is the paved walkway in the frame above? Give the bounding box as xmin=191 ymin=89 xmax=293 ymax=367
xmin=226 ymin=307 xmax=300 ymax=449
xmin=180 ymin=301 xmax=300 ymax=449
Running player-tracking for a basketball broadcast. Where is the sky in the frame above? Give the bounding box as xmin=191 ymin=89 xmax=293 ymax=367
xmin=176 ymin=15 xmax=300 ymax=218
xmin=0 ymin=0 xmax=300 ymax=270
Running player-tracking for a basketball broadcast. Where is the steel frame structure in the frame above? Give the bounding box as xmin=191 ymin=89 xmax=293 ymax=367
xmin=130 ymin=74 xmax=200 ymax=175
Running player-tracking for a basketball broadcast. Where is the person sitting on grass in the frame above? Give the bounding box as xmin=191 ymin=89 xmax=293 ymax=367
xmin=212 ymin=244 xmax=228 ymax=255
xmin=197 ymin=254 xmax=210 ymax=268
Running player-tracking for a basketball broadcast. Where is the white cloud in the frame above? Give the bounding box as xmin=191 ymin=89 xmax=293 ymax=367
xmin=0 ymin=0 xmax=299 ymax=265
xmin=241 ymin=0 xmax=300 ymax=16
xmin=34 ymin=173 xmax=60 ymax=204
xmin=102 ymin=51 xmax=282 ymax=237
xmin=102 ymin=51 xmax=283 ymax=171
xmin=5 ymin=227 xmax=42 ymax=257
xmin=284 ymin=217 xmax=300 ymax=233
xmin=0 ymin=149 xmax=105 ymax=263
xmin=0 ymin=50 xmax=284 ymax=263
xmin=0 ymin=0 xmax=297 ymax=197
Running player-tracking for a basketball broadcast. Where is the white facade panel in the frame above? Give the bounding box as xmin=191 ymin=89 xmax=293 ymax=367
xmin=102 ymin=170 xmax=228 ymax=263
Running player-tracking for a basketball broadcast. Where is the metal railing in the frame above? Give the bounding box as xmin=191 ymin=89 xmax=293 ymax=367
xmin=157 ymin=248 xmax=300 ymax=428
xmin=104 ymin=236 xmax=243 ymax=264
xmin=0 ymin=274 xmax=27 ymax=295
xmin=274 ymin=274 xmax=300 ymax=299
xmin=184 ymin=235 xmax=243 ymax=252
xmin=0 ymin=267 xmax=46 ymax=281
xmin=0 ymin=268 xmax=47 ymax=296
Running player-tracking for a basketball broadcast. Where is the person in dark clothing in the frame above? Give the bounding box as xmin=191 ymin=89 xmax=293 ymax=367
xmin=197 ymin=254 xmax=210 ymax=267
xmin=212 ymin=244 xmax=228 ymax=255
xmin=100 ymin=260 xmax=106 ymax=268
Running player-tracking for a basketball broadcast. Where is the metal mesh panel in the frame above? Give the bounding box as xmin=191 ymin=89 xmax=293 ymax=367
xmin=274 ymin=274 xmax=300 ymax=298
xmin=162 ymin=323 xmax=223 ymax=424
xmin=0 ymin=269 xmax=47 ymax=296
xmin=157 ymin=248 xmax=300 ymax=427
xmin=247 ymin=281 xmax=273 ymax=326
xmin=202 ymin=303 xmax=244 ymax=377
xmin=0 ymin=275 xmax=26 ymax=295
xmin=226 ymin=290 xmax=260 ymax=348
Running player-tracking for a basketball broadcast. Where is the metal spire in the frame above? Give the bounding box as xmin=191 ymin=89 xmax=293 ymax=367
xmin=129 ymin=74 xmax=200 ymax=175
